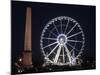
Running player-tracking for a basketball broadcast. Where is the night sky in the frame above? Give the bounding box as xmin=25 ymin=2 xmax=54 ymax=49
xmin=12 ymin=1 xmax=96 ymax=65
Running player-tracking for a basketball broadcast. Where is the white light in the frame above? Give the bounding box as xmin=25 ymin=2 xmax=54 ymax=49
xmin=19 ymin=58 xmax=22 ymax=62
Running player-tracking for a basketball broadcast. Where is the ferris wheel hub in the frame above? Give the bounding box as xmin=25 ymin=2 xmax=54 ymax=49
xmin=57 ymin=34 xmax=67 ymax=46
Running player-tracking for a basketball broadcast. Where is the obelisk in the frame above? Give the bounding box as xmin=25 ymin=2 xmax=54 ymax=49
xmin=22 ymin=7 xmax=33 ymax=69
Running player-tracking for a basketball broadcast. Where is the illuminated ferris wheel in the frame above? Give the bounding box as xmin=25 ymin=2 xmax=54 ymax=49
xmin=40 ymin=16 xmax=85 ymax=65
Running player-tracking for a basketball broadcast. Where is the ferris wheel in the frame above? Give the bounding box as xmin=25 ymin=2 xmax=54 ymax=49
xmin=40 ymin=16 xmax=85 ymax=65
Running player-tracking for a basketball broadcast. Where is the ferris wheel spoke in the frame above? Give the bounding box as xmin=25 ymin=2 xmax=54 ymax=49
xmin=43 ymin=41 xmax=57 ymax=49
xmin=67 ymin=31 xmax=82 ymax=39
xmin=64 ymin=45 xmax=71 ymax=64
xmin=42 ymin=37 xmax=57 ymax=41
xmin=53 ymin=22 xmax=60 ymax=35
xmin=54 ymin=45 xmax=62 ymax=63
xmin=67 ymin=39 xmax=82 ymax=43
xmin=64 ymin=19 xmax=69 ymax=34
xmin=47 ymin=44 xmax=59 ymax=57
xmin=70 ymin=48 xmax=74 ymax=54
xmin=67 ymin=43 xmax=75 ymax=50
xmin=60 ymin=20 xmax=63 ymax=33
xmin=66 ymin=23 xmax=78 ymax=36
xmin=47 ymin=29 xmax=58 ymax=37
xmin=50 ymin=31 xmax=58 ymax=37
xmin=67 ymin=42 xmax=79 ymax=52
